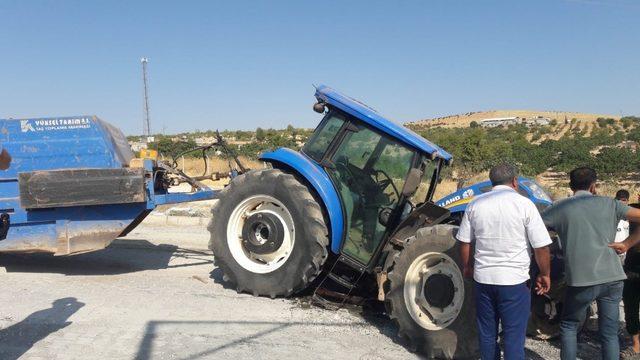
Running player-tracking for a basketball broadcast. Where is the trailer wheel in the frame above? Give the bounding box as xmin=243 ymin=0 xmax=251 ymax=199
xmin=385 ymin=225 xmax=478 ymax=359
xmin=209 ymin=169 xmax=329 ymax=298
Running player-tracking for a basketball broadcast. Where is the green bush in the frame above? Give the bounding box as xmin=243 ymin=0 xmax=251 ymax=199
xmin=418 ymin=123 xmax=638 ymax=178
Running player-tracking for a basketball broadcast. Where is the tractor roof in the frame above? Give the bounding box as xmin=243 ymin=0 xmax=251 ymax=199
xmin=314 ymin=85 xmax=453 ymax=163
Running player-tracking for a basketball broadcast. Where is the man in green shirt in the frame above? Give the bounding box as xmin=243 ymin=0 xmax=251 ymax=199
xmin=542 ymin=167 xmax=640 ymax=360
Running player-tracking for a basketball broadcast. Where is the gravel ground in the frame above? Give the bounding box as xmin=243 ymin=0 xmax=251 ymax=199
xmin=0 ymin=220 xmax=629 ymax=359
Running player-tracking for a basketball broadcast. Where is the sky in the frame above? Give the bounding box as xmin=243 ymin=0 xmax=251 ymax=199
xmin=0 ymin=0 xmax=638 ymax=135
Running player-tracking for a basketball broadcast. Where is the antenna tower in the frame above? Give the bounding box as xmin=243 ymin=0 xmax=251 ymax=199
xmin=141 ymin=57 xmax=151 ymax=137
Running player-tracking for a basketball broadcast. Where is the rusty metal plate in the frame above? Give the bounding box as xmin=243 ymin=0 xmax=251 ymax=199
xmin=19 ymin=168 xmax=146 ymax=209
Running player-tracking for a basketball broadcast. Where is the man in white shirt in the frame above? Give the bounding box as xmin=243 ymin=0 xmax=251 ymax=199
xmin=457 ymin=163 xmax=552 ymax=360
xmin=615 ymin=190 xmax=630 ymax=244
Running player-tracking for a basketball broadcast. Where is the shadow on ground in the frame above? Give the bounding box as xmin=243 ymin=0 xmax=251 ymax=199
xmin=208 ymin=267 xmax=404 ymax=354
xmin=0 ymin=297 xmax=84 ymax=360
xmin=209 ymin=267 xmax=238 ymax=291
xmin=133 ymin=319 xmax=386 ymax=360
xmin=0 ymin=239 xmax=213 ymax=275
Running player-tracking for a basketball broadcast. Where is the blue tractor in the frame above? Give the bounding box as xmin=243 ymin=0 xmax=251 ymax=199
xmin=210 ymin=86 xmax=477 ymax=358
xmin=436 ymin=177 xmax=554 ymax=225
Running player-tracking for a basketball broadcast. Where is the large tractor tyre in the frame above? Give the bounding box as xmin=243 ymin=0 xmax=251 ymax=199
xmin=385 ymin=225 xmax=478 ymax=359
xmin=208 ymin=169 xmax=329 ymax=298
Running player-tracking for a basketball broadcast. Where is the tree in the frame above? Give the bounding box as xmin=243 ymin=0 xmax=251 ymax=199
xmin=621 ymin=116 xmax=640 ymax=129
xmin=593 ymin=147 xmax=638 ymax=176
xmin=255 ymin=127 xmax=266 ymax=141
xmin=469 ymin=121 xmax=479 ymax=128
xmin=627 ymin=127 xmax=640 ymax=142
xmin=153 ymin=137 xmax=197 ymax=159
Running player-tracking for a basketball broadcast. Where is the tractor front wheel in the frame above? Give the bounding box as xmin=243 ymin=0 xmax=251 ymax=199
xmin=384 ymin=225 xmax=478 ymax=359
xmin=209 ymin=169 xmax=329 ymax=298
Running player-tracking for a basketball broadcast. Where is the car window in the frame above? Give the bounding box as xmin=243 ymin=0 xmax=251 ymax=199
xmin=521 ymin=180 xmax=553 ymax=202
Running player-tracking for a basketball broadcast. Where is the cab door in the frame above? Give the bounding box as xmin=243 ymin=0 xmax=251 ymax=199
xmin=325 ymin=122 xmax=416 ymax=265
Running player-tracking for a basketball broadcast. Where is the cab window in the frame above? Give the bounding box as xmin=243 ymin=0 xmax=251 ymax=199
xmin=302 ymin=113 xmax=345 ymax=161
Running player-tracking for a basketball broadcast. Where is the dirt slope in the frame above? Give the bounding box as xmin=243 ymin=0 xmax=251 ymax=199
xmin=408 ymin=110 xmax=619 ymax=129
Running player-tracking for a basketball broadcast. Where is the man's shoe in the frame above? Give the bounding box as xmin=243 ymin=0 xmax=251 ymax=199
xmin=621 ymin=348 xmax=640 ymax=360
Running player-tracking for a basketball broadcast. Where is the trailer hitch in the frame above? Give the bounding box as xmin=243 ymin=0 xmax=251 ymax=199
xmin=158 ymin=130 xmax=247 ymax=189
xmin=146 ymin=130 xmax=249 ymax=195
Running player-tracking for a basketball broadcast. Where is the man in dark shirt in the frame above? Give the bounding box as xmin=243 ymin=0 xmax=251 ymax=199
xmin=622 ymin=202 xmax=640 ymax=359
xmin=542 ymin=167 xmax=640 ymax=360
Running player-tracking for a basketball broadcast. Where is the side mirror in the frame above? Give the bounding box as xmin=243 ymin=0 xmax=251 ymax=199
xmin=313 ymin=102 xmax=326 ymax=113
xmin=401 ymin=168 xmax=423 ymax=197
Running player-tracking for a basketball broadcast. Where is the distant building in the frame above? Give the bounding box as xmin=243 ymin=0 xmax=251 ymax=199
xmin=480 ymin=117 xmax=520 ymax=128
xmin=480 ymin=116 xmax=550 ymax=128
xmin=194 ymin=136 xmax=216 ymax=146
xmin=522 ymin=117 xmax=551 ymax=127
xmin=129 ymin=141 xmax=147 ymax=152
xmin=170 ymin=135 xmax=188 ymax=142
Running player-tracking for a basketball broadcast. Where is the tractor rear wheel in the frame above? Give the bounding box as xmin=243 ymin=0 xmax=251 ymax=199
xmin=384 ymin=225 xmax=478 ymax=359
xmin=208 ymin=169 xmax=329 ymax=298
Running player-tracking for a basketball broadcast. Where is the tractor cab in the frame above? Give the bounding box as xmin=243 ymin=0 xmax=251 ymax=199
xmin=299 ymin=86 xmax=453 ymax=266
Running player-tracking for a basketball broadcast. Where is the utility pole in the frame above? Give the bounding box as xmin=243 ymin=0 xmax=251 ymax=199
xmin=141 ymin=57 xmax=152 ymax=140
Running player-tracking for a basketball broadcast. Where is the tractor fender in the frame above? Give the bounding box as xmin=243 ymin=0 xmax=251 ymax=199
xmin=260 ymin=148 xmax=344 ymax=254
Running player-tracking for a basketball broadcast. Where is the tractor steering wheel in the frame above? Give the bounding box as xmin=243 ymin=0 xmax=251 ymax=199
xmin=334 ymin=156 xmax=356 ymax=183
xmin=373 ymin=169 xmax=400 ymax=200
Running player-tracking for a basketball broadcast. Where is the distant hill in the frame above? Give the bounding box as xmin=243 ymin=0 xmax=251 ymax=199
xmin=407 ymin=110 xmax=619 ymax=129
xmin=406 ymin=110 xmax=629 ymax=143
xmin=407 ymin=110 xmax=620 ymax=128
xmin=405 ymin=110 xmax=640 ymax=196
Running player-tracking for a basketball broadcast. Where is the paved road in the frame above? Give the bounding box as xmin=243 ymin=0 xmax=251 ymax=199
xmin=0 ymin=223 xmax=416 ymax=360
xmin=0 ymin=222 xmax=604 ymax=359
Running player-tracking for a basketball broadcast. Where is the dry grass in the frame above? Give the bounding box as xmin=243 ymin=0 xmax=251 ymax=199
xmin=536 ymin=172 xmax=640 ymax=200
xmin=169 ymin=156 xmax=263 ymax=189
xmin=172 ymin=156 xmax=262 ymax=175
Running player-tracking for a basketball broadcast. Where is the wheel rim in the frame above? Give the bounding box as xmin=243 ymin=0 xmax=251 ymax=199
xmin=403 ymin=252 xmax=464 ymax=330
xmin=226 ymin=195 xmax=295 ymax=274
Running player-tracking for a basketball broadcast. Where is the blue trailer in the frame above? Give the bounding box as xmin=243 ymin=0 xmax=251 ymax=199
xmin=0 ymin=116 xmax=219 ymax=255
